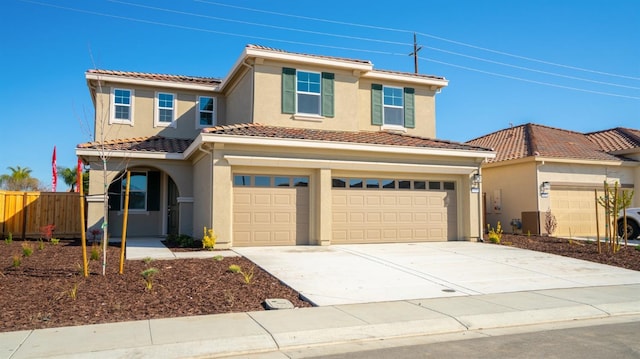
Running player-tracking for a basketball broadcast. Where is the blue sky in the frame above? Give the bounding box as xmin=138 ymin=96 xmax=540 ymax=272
xmin=1 ymin=0 xmax=638 ymax=189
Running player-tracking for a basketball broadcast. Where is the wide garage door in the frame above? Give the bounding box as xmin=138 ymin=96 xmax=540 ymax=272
xmin=332 ymin=178 xmax=457 ymax=244
xmin=233 ymin=174 xmax=309 ymax=246
xmin=551 ymin=187 xmax=605 ymax=237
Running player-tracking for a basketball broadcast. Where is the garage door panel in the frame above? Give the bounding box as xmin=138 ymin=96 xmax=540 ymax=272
xmin=550 ymin=188 xmax=605 ymax=237
xmin=332 ymin=183 xmax=457 ymax=244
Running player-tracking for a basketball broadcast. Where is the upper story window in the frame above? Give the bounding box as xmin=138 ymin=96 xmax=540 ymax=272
xmin=383 ymin=86 xmax=404 ymax=126
xmin=111 ymin=88 xmax=133 ymax=124
xmin=282 ymin=68 xmax=334 ymax=118
xmin=155 ymin=92 xmax=176 ymax=127
xmin=197 ymin=96 xmax=216 ymax=128
xmin=371 ymin=84 xmax=415 ymax=129
xmin=296 ymin=71 xmax=321 ymax=115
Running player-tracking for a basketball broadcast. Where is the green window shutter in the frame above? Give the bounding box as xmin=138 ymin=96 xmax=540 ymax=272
xmin=321 ymin=72 xmax=334 ymax=118
xmin=147 ymin=171 xmax=161 ymax=211
xmin=403 ymin=87 xmax=415 ymax=128
xmin=371 ymin=84 xmax=383 ymax=125
xmin=282 ymin=67 xmax=296 ymax=114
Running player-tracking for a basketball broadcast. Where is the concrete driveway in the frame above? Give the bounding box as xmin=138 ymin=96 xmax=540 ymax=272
xmin=233 ymin=242 xmax=640 ymax=306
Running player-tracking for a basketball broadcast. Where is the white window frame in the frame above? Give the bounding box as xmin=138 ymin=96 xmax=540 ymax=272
xmin=196 ymin=96 xmax=216 ymax=128
xmin=383 ymin=86 xmax=404 ymax=126
xmin=155 ymin=92 xmax=176 ymax=128
xmin=110 ymin=87 xmax=134 ymax=125
xmin=296 ymin=70 xmax=321 ymax=116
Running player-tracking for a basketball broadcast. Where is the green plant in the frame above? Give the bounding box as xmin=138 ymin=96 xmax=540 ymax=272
xmin=212 ymin=255 xmax=224 ymax=262
xmin=5 ymin=232 xmax=12 ymax=244
xmin=240 ymin=266 xmax=255 ymax=284
xmin=228 ymin=264 xmax=241 ymax=273
xmin=37 ymin=239 xmax=45 ymax=250
xmin=50 ymin=238 xmax=60 ymax=245
xmin=22 ymin=243 xmax=33 ymax=257
xmin=141 ymin=268 xmax=159 ymax=290
xmin=527 ymin=230 xmax=531 ymax=237
xmin=69 ymin=283 xmax=78 ymax=300
xmin=202 ymin=226 xmax=217 ymax=251
xmin=142 ymin=257 xmax=153 ymax=265
xmin=487 ymin=221 xmax=503 ymax=244
xmin=635 ymin=246 xmax=640 ymax=252
xmin=12 ymin=254 xmax=21 ymax=267
xmin=166 ymin=234 xmax=195 ymax=248
xmin=90 ymin=243 xmax=100 ymax=261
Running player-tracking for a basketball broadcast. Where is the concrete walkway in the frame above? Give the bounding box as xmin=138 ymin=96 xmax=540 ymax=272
xmin=3 ymin=240 xmax=640 ymax=358
xmin=124 ymin=237 xmax=239 ymax=260
xmin=2 ymin=284 xmax=639 ymax=359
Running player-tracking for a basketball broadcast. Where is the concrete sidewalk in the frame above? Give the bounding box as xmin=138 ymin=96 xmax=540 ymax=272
xmin=2 ymin=284 xmax=640 ymax=359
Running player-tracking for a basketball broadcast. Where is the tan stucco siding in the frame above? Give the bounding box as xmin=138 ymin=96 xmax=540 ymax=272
xmin=92 ymin=82 xmax=219 ymax=141
xmin=225 ymin=67 xmax=253 ymax=125
xmin=481 ymin=161 xmax=538 ymax=232
xmin=192 ymin=150 xmax=214 ymax=241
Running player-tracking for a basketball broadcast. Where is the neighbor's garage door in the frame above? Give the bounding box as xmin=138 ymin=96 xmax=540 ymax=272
xmin=550 ymin=187 xmax=604 ymax=237
xmin=233 ymin=175 xmax=309 ymax=246
xmin=332 ymin=178 xmax=457 ymax=244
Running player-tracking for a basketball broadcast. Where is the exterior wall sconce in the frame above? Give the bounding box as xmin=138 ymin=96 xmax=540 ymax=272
xmin=540 ymin=181 xmax=550 ymax=198
xmin=471 ymin=173 xmax=482 ymax=193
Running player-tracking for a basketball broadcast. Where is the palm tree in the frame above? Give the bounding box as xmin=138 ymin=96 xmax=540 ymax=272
xmin=0 ymin=166 xmax=41 ymax=191
xmin=58 ymin=166 xmax=77 ymax=192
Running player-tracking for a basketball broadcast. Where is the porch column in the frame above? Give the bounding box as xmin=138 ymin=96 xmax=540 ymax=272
xmin=316 ymin=168 xmax=332 ymax=246
xmin=211 ymin=146 xmax=232 ymax=249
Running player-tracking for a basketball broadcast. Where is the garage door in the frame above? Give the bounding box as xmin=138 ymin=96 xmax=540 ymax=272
xmin=332 ymin=178 xmax=457 ymax=244
xmin=233 ymin=175 xmax=309 ymax=246
xmin=550 ymin=187 xmax=605 ymax=237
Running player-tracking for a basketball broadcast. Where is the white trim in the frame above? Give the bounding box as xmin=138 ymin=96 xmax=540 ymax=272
xmin=293 ymin=114 xmax=324 ymax=122
xmin=110 ymin=87 xmax=134 ymax=125
xmin=154 ymin=91 xmax=177 ymax=128
xmin=296 ymin=70 xmax=322 ymax=116
xmin=381 ymin=124 xmax=407 ymax=133
xmin=86 ymin=73 xmax=217 ymax=92
xmin=75 ymin=149 xmax=183 ymax=160
xmin=382 ymin=85 xmax=404 ymax=126
xmin=196 ymin=96 xmax=217 ymax=129
xmin=197 ymin=134 xmax=496 ymax=160
xmin=86 ymin=194 xmax=106 ymax=202
xmin=177 ymin=196 xmax=194 ymax=203
xmin=362 ymin=70 xmax=449 ymax=89
xmin=224 ymin=155 xmax=478 ymax=174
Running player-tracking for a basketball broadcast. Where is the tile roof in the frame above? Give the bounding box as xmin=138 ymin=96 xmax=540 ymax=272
xmin=202 ymin=123 xmax=492 ymax=152
xmin=77 ymin=136 xmax=193 ymax=153
xmin=86 ymin=69 xmax=221 ymax=86
xmin=585 ymin=127 xmax=640 ymax=152
xmin=466 ymin=123 xmax=631 ymax=163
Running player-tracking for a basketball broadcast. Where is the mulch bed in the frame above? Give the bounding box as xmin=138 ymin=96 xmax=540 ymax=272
xmin=1 ymin=234 xmax=638 ymax=333
xmin=0 ymin=239 xmax=310 ymax=333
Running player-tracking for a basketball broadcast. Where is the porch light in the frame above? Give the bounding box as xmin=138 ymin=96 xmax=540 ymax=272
xmin=471 ymin=173 xmax=482 ymax=193
xmin=540 ymin=181 xmax=551 ymax=198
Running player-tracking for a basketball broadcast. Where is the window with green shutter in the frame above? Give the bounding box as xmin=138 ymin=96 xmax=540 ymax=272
xmin=371 ymin=84 xmax=383 ymax=125
xmin=321 ymin=72 xmax=334 ymax=117
xmin=371 ymin=84 xmax=415 ymax=128
xmin=282 ymin=68 xmax=334 ymax=117
xmin=403 ymin=87 xmax=415 ymax=128
xmin=282 ymin=67 xmax=296 ymax=114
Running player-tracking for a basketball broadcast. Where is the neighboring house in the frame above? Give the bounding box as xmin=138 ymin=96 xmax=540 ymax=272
xmin=466 ymin=123 xmax=640 ymax=238
xmin=76 ymin=44 xmax=494 ymax=248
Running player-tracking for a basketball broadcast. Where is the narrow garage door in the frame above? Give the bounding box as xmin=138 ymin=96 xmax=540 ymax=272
xmin=550 ymin=187 xmax=605 ymax=238
xmin=233 ymin=175 xmax=309 ymax=246
xmin=332 ymin=178 xmax=457 ymax=244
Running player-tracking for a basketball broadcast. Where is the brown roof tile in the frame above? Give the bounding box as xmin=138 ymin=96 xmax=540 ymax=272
xmin=202 ymin=123 xmax=491 ymax=152
xmin=86 ymin=69 xmax=221 ymax=86
xmin=77 ymin=136 xmax=193 ymax=153
xmin=586 ymin=127 xmax=640 ymax=152
xmin=466 ymin=123 xmax=627 ymax=163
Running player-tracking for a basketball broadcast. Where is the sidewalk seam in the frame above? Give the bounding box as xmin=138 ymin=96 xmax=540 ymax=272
xmin=245 ymin=312 xmax=281 ymax=351
xmin=7 ymin=330 xmax=33 ymax=359
xmin=407 ymin=300 xmax=471 ymax=330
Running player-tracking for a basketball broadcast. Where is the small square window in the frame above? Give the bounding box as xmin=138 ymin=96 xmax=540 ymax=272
xmin=398 ymin=180 xmax=411 ymax=189
xmin=293 ymin=177 xmax=309 ymax=187
xmin=366 ymin=179 xmax=380 ymax=189
xmin=349 ymin=179 xmax=363 ymax=188
xmin=382 ymin=179 xmax=395 ymax=189
xmin=332 ymin=178 xmax=346 ymax=188
xmin=234 ymin=175 xmax=251 ymax=186
xmin=444 ymin=182 xmax=455 ymax=190
xmin=429 ymin=181 xmax=441 ymax=190
xmin=111 ymin=88 xmax=133 ymax=124
xmin=254 ymin=176 xmax=271 ymax=187
xmin=156 ymin=92 xmax=175 ymax=127
xmin=274 ymin=177 xmax=290 ymax=187
xmin=414 ymin=181 xmax=426 ymax=190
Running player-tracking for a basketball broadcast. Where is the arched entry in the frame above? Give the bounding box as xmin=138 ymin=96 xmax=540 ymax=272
xmin=167 ymin=176 xmax=179 ymax=235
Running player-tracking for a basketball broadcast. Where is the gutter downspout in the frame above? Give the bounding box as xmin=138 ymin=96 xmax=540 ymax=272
xmin=241 ymin=59 xmax=254 ymax=123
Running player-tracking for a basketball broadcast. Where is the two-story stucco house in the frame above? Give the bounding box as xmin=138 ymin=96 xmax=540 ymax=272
xmin=76 ymin=44 xmax=494 ymax=248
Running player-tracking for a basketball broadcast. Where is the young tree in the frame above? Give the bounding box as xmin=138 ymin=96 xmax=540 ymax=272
xmin=57 ymin=166 xmax=78 ymax=191
xmin=0 ymin=166 xmax=41 ymax=191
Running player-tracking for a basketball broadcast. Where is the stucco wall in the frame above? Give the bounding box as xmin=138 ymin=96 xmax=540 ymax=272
xmin=224 ymin=66 xmax=253 ymax=125
xmin=191 ymin=151 xmax=213 ymax=241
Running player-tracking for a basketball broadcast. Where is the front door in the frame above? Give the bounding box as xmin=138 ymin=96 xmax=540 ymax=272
xmin=167 ymin=177 xmax=179 ymax=235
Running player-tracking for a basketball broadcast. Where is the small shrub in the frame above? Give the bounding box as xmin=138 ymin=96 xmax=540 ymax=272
xmin=5 ymin=232 xmax=12 ymax=244
xmin=141 ymin=268 xmax=159 ymax=290
xmin=635 ymin=246 xmax=640 ymax=252
xmin=12 ymin=254 xmax=21 ymax=267
xmin=240 ymin=266 xmax=255 ymax=284
xmin=545 ymin=209 xmax=557 ymax=235
xmin=527 ymin=230 xmax=531 ymax=237
xmin=40 ymin=224 xmax=55 ymax=241
xmin=22 ymin=243 xmax=34 ymax=257
xmin=212 ymin=255 xmax=224 ymax=262
xmin=487 ymin=221 xmax=503 ymax=244
xmin=228 ymin=264 xmax=242 ymax=273
xmin=167 ymin=234 xmax=195 ymax=248
xmin=50 ymin=238 xmax=60 ymax=245
xmin=202 ymin=226 xmax=217 ymax=251
xmin=37 ymin=239 xmax=45 ymax=250
xmin=142 ymin=257 xmax=153 ymax=265
xmin=89 ymin=228 xmax=102 ymax=243
xmin=90 ymin=243 xmax=100 ymax=261
xmin=69 ymin=283 xmax=78 ymax=300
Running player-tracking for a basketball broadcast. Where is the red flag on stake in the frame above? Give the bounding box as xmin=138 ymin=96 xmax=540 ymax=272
xmin=76 ymin=157 xmax=82 ymax=193
xmin=52 ymin=146 xmax=57 ymax=192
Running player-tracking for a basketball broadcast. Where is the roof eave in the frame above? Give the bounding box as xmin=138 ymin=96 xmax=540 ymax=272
xmin=361 ymin=71 xmax=448 ymax=89
xmin=75 ymin=148 xmax=184 ymax=160
xmin=85 ymin=72 xmax=218 ymax=92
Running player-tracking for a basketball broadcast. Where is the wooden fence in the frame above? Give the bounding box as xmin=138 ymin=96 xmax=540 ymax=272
xmin=0 ymin=190 xmax=82 ymax=239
